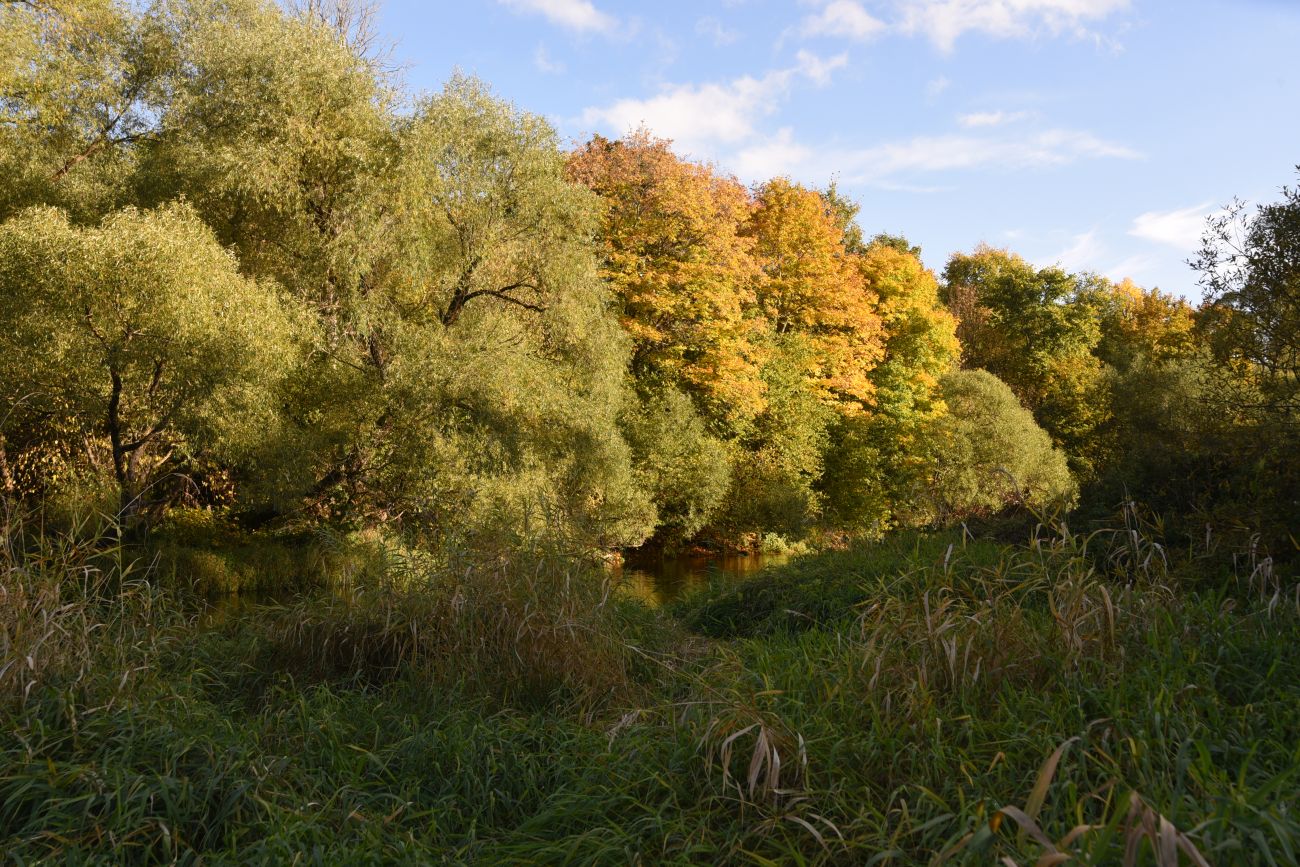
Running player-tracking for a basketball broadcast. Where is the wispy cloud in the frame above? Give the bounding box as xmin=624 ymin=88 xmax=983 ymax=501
xmin=698 ymin=125 xmax=1138 ymax=187
xmin=926 ymin=76 xmax=951 ymax=98
xmin=581 ymin=51 xmax=847 ymax=156
xmin=1048 ymin=229 xmax=1104 ymax=272
xmin=498 ymin=0 xmax=616 ymax=35
xmin=957 ymin=109 xmax=1031 ymax=128
xmin=795 ymin=49 xmax=849 ymax=86
xmin=798 ymin=0 xmax=887 ymax=41
xmin=533 ymin=44 xmax=565 ymax=74
xmin=696 ymin=15 xmax=739 ymax=46
xmin=1129 ymin=201 xmax=1216 ymax=250
xmin=834 ymin=129 xmax=1140 ymax=183
xmin=895 ymin=0 xmax=1131 ymax=52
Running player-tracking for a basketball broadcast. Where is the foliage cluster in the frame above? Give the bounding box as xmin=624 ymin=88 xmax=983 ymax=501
xmin=5 ymin=0 xmax=1294 ymax=556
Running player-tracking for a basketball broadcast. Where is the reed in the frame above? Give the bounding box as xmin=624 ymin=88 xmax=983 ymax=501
xmin=0 ymin=500 xmax=1295 ymax=863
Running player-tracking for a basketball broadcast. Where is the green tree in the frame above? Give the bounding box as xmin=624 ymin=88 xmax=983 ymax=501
xmin=942 ymin=246 xmax=1109 ymax=475
xmin=145 ymin=0 xmax=394 ymax=323
xmin=361 ymin=77 xmax=657 ymax=548
xmin=0 ymin=0 xmax=175 ymax=221
xmin=928 ymin=370 xmax=1076 ymax=520
xmin=822 ymin=240 xmax=960 ymax=529
xmin=1194 ymin=172 xmax=1300 ymax=419
xmin=0 ymin=204 xmax=306 ymax=517
xmin=621 ymin=387 xmax=731 ymax=549
xmin=714 ymin=336 xmax=835 ymax=540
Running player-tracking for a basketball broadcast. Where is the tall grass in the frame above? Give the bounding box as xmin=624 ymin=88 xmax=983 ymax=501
xmin=0 ymin=502 xmax=178 ymax=711
xmin=240 ymin=538 xmax=668 ymax=714
xmin=0 ymin=500 xmax=1296 ymax=863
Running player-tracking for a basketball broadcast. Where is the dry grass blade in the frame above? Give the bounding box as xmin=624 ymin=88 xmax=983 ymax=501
xmin=997 ymin=805 xmax=1060 ymax=853
xmin=1120 ymin=792 xmax=1211 ymax=867
xmin=1025 ymin=737 xmax=1079 ymax=823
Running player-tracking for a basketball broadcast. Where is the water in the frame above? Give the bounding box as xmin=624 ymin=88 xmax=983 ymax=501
xmin=612 ymin=550 xmax=792 ymax=605
xmin=200 ymin=550 xmax=791 ymax=622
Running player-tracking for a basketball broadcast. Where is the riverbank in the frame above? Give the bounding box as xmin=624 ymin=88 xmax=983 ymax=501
xmin=2 ymin=514 xmax=1297 ymax=863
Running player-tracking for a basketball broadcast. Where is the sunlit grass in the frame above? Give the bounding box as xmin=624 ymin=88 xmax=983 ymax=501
xmin=1 ymin=502 xmax=1296 ymax=863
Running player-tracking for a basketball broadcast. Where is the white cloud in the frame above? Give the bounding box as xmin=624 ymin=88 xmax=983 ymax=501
xmin=696 ymin=15 xmax=739 ymax=45
xmin=896 ymin=0 xmax=1131 ymax=52
xmin=498 ymin=0 xmax=616 ymax=34
xmin=957 ymin=109 xmax=1031 ymax=128
xmin=533 ymin=44 xmax=565 ymax=74
xmin=732 ymin=128 xmax=815 ymax=179
xmin=926 ymin=76 xmax=951 ymax=98
xmin=1106 ymin=253 xmax=1160 ymax=283
xmin=581 ymin=52 xmax=846 ymax=156
xmin=1049 ymin=229 xmax=1103 ymax=272
xmin=795 ymin=49 xmax=849 ymax=86
xmin=835 ymin=128 xmax=1139 ymax=182
xmin=718 ymin=125 xmax=1137 ymax=186
xmin=799 ymin=0 xmax=887 ymax=41
xmin=1129 ymin=201 xmax=1216 ymax=250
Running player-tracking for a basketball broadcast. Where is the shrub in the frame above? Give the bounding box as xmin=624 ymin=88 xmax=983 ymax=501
xmin=929 ymin=369 xmax=1076 ymax=519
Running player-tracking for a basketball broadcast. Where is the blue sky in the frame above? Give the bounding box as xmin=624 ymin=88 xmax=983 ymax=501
xmin=373 ymin=0 xmax=1300 ymax=298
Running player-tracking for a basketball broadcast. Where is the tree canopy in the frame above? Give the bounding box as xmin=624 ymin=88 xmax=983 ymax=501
xmin=3 ymin=0 xmax=1287 ymax=554
xmin=0 ymin=203 xmax=306 ymax=515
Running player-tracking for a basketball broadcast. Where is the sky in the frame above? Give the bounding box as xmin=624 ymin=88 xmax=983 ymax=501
xmin=372 ymin=0 xmax=1300 ymax=298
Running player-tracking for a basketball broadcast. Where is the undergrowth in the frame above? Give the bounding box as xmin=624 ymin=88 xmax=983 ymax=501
xmin=1 ymin=500 xmax=1297 ymax=863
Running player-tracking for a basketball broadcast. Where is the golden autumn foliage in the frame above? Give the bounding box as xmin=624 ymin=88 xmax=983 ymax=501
xmin=567 ymin=131 xmax=767 ymax=428
xmin=857 ymin=242 xmax=959 ymax=426
xmin=1097 ymin=278 xmax=1198 ymax=368
xmin=746 ymin=179 xmax=884 ymax=412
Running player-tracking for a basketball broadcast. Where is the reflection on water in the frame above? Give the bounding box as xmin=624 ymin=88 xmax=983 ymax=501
xmin=612 ymin=550 xmax=792 ymax=605
xmin=199 ymin=550 xmax=792 ymax=622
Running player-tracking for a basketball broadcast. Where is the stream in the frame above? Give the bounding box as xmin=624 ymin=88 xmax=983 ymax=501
xmin=612 ymin=549 xmax=792 ymax=605
xmin=199 ymin=549 xmax=791 ymax=623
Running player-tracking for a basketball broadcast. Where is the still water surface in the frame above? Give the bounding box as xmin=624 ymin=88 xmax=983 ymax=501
xmin=201 ymin=550 xmax=791 ymax=621
xmin=613 ymin=550 xmax=791 ymax=605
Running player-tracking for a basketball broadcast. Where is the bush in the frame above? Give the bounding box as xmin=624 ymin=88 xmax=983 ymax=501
xmin=929 ymin=369 xmax=1076 ymax=519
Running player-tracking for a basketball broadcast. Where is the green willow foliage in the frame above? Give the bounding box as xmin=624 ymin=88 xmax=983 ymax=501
xmin=3 ymin=0 xmax=1290 ymax=554
xmin=929 ymin=370 xmax=1076 ymax=518
xmin=1 ymin=0 xmax=654 ymax=548
xmin=0 ymin=204 xmax=307 ymax=516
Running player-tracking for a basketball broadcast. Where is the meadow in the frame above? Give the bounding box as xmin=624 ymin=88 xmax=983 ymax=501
xmin=3 ymin=503 xmax=1295 ymax=865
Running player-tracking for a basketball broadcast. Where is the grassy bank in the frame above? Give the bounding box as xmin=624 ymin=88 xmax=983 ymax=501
xmin=2 ymin=506 xmax=1297 ymax=863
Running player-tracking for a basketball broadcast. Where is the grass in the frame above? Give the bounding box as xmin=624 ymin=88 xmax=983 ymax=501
xmin=1 ymin=501 xmax=1297 ymax=863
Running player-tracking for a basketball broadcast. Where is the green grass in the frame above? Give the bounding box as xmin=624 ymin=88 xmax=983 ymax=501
xmin=2 ymin=505 xmax=1297 ymax=864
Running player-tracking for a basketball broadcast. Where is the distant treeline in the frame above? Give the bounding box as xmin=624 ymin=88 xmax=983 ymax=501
xmin=1 ymin=0 xmax=1295 ymax=555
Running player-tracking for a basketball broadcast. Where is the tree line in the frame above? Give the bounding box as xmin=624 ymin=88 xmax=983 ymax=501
xmin=2 ymin=0 xmax=1295 ymax=556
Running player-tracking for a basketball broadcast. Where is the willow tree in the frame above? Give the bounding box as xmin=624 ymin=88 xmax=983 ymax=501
xmin=928 ymin=370 xmax=1076 ymax=520
xmin=146 ymin=0 xmax=395 ymax=325
xmin=0 ymin=0 xmax=173 ymax=221
xmin=0 ymin=204 xmax=306 ymax=517
xmin=343 ymin=77 xmax=659 ymax=548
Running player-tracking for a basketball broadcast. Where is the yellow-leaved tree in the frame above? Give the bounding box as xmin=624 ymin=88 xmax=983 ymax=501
xmin=568 ymin=131 xmax=767 ymax=430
